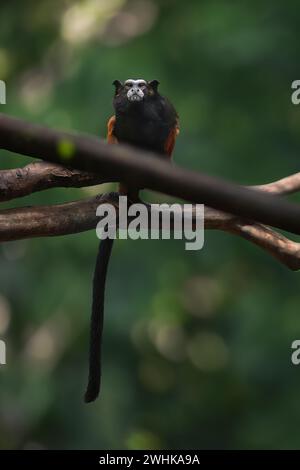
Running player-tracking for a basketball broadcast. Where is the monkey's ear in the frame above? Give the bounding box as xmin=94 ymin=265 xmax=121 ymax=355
xmin=149 ymin=80 xmax=160 ymax=92
xmin=112 ymin=80 xmax=123 ymax=93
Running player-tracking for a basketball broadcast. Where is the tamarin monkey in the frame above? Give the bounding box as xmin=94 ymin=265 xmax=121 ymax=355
xmin=84 ymin=79 xmax=179 ymax=403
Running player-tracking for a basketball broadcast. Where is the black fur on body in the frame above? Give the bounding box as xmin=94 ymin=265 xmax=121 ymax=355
xmin=84 ymin=80 xmax=178 ymax=403
xmin=113 ymin=79 xmax=178 ymax=155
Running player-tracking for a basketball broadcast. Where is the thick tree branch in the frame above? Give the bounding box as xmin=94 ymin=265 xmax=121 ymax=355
xmin=0 ymin=192 xmax=299 ymax=271
xmin=0 ymin=195 xmax=101 ymax=240
xmin=1 ymin=158 xmax=300 ymax=203
xmin=0 ymin=162 xmax=108 ymax=202
xmin=1 ymin=113 xmax=300 ymax=234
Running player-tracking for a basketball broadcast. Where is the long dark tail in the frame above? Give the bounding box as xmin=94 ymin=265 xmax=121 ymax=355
xmin=84 ymin=237 xmax=114 ymax=403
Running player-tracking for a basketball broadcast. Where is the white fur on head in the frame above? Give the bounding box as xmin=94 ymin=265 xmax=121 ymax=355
xmin=125 ymin=79 xmax=147 ymax=102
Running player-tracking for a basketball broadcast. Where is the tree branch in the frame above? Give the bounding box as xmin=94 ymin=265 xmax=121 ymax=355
xmin=1 ymin=113 xmax=300 ymax=234
xmin=0 ymin=192 xmax=299 ymax=271
xmin=0 ymin=194 xmax=101 ymax=240
xmin=252 ymin=172 xmax=300 ymax=195
xmin=0 ymin=161 xmax=109 ymax=202
xmin=2 ymin=158 xmax=300 ymax=203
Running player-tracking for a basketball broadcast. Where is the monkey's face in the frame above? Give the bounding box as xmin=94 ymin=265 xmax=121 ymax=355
xmin=113 ymin=79 xmax=159 ymax=104
xmin=125 ymin=79 xmax=146 ymax=102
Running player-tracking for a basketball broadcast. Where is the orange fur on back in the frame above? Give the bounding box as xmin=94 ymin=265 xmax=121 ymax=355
xmin=107 ymin=115 xmax=118 ymax=144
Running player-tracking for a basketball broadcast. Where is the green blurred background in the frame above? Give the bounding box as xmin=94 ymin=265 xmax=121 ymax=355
xmin=0 ymin=0 xmax=300 ymax=450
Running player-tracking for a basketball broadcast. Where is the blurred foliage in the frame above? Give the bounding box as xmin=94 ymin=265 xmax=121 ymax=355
xmin=0 ymin=0 xmax=300 ymax=450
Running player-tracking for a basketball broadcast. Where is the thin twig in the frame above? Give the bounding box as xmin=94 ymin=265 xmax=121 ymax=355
xmin=252 ymin=172 xmax=300 ymax=195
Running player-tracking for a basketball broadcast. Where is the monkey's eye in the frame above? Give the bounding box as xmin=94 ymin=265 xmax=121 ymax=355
xmin=125 ymin=83 xmax=133 ymax=89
